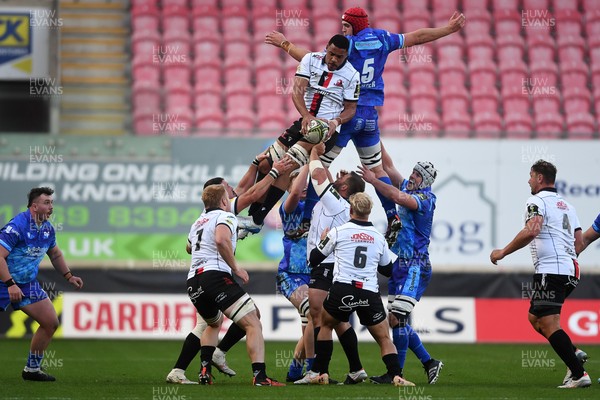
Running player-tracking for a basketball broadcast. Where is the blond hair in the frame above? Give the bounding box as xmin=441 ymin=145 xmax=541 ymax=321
xmin=202 ymin=184 xmax=227 ymax=209
xmin=349 ymin=192 xmax=372 ymax=219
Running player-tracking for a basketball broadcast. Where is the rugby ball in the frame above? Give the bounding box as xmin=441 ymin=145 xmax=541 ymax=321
xmin=304 ymin=119 xmax=329 ymax=144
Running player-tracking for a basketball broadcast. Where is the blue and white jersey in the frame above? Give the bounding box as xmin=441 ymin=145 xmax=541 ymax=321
xmin=278 ymin=201 xmax=310 ymax=275
xmin=391 ymin=180 xmax=436 ymax=260
xmin=0 ymin=211 xmax=56 ymax=284
xmin=347 ymin=28 xmax=404 ymax=107
xmin=593 ymin=213 xmax=600 ymax=234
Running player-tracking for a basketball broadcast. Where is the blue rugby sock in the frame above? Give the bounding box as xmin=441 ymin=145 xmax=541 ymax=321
xmin=27 ymin=350 xmax=44 ymax=370
xmin=287 ymin=358 xmax=304 ymax=379
xmin=407 ymin=324 xmax=431 ymax=364
xmin=392 ymin=326 xmax=409 ymax=368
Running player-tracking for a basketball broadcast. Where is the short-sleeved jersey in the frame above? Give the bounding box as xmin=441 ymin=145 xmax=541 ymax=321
xmin=295 ymin=52 xmax=360 ymax=120
xmin=392 ymin=180 xmax=436 ymax=260
xmin=278 ymin=201 xmax=310 ymax=275
xmin=0 ymin=211 xmax=56 ymax=284
xmin=187 ymin=209 xmax=238 ymax=279
xmin=347 ymin=28 xmax=404 ymax=107
xmin=317 ymin=220 xmax=397 ymax=293
xmin=592 ymin=213 xmax=600 ymax=234
xmin=525 ymin=188 xmax=580 ymax=276
xmin=307 ymin=184 xmax=351 ymax=264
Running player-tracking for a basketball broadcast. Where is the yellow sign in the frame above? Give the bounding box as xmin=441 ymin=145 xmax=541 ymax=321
xmin=0 ymin=14 xmax=30 ymax=47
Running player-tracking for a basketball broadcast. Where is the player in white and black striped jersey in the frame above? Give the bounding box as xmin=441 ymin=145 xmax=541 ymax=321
xmin=490 ymin=160 xmax=591 ymax=389
xmin=300 ymin=192 xmax=413 ymax=386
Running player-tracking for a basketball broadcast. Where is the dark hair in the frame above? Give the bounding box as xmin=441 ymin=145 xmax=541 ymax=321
xmin=203 ymin=177 xmax=224 ymax=189
xmin=28 ymin=187 xmax=54 ymax=207
xmin=327 ymin=34 xmax=350 ymax=51
xmin=345 ymin=172 xmax=365 ymax=196
xmin=531 ymin=160 xmax=557 ymax=184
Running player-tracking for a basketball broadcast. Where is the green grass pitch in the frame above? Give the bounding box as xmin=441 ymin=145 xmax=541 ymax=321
xmin=1 ymin=339 xmax=598 ymax=399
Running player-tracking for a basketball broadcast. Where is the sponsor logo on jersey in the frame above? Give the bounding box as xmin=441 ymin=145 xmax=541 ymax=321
xmin=4 ymin=226 xmax=19 ymax=236
xmin=351 ymin=232 xmax=375 ymax=243
xmin=339 ymin=295 xmax=370 ymax=311
xmin=195 ymin=217 xmax=209 ymax=227
xmin=187 ymin=285 xmax=203 ymax=303
xmin=312 ymin=54 xmax=324 ymax=60
xmin=354 ymin=40 xmax=382 ymax=50
xmin=334 ymin=79 xmax=343 ymax=87
xmin=215 ymin=292 xmax=227 ymax=303
xmin=556 ymin=200 xmax=568 ymax=210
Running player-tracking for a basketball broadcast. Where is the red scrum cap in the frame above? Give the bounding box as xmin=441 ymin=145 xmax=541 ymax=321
xmin=342 ymin=7 xmax=369 ymax=34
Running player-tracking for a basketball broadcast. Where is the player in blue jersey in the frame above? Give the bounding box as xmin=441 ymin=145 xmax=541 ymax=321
xmin=576 ymin=213 xmax=600 ymax=255
xmin=265 ymin=8 xmax=465 ymax=237
xmin=359 ymin=161 xmax=443 ymax=385
xmin=0 ymin=187 xmax=83 ymax=382
xmin=275 ymin=165 xmax=315 ymax=381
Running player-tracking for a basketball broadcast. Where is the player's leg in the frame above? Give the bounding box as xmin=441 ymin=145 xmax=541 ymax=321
xmin=20 ymin=290 xmax=58 ymax=382
xmin=166 ymin=313 xmax=207 ymax=384
xmin=286 ymin=282 xmax=313 ymax=379
xmin=529 ymin=274 xmax=591 ymax=388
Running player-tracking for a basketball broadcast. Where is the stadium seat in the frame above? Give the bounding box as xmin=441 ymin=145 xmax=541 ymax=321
xmin=471 ymin=85 xmax=499 ymax=115
xmin=529 ymin=61 xmax=559 ymax=89
xmin=496 ymin=35 xmax=525 ymax=62
xmin=402 ymin=10 xmax=431 ymax=33
xmin=255 ymin=65 xmax=285 ymax=96
xmin=584 ymin=0 xmax=600 ymax=10
xmin=522 ymin=0 xmax=549 ymax=10
xmin=254 ymin=44 xmax=283 ymax=70
xmin=226 ymin=108 xmax=256 ymax=131
xmin=469 ymin=60 xmax=497 ymax=89
xmin=133 ymin=107 xmax=162 ymax=136
xmin=372 ymin=15 xmax=400 ymax=33
xmin=225 ymin=90 xmax=254 ymax=114
xmin=435 ymin=33 xmax=464 ymax=62
xmin=165 ymin=84 xmax=193 ymax=110
xmin=223 ymin=57 xmax=253 ymax=89
xmin=193 ymin=92 xmax=222 ymax=112
xmin=383 ymin=68 xmax=404 ymax=89
xmin=585 ymin=10 xmax=600 ymax=38
xmin=221 ymin=6 xmax=249 ymax=33
xmin=566 ymin=113 xmax=596 ymax=138
xmin=526 ymin=34 xmax=555 ymax=63
xmin=432 ymin=0 xmax=459 ymax=14
xmin=399 ymin=0 xmax=427 ymax=11
xmin=440 ymin=85 xmax=469 ymax=115
xmin=504 ymin=113 xmax=533 ymax=138
xmin=557 ymin=35 xmax=585 ymax=64
xmin=464 ymin=9 xmax=492 ymax=38
xmin=252 ymin=0 xmax=277 ymax=8
xmin=462 ymin=0 xmax=490 ymax=10
xmin=555 ymin=10 xmax=582 ymax=37
xmin=163 ymin=29 xmax=191 ymax=61
xmin=163 ymin=0 xmax=188 ymax=6
xmin=162 ymin=5 xmax=189 ymax=34
xmin=467 ymin=35 xmax=494 ymax=62
xmin=532 ymin=95 xmax=560 ymax=117
xmin=442 ymin=112 xmax=471 ymax=138
xmin=473 ymin=112 xmax=502 ymax=138
xmin=534 ymin=113 xmax=564 ymax=138
xmin=162 ymin=106 xmax=193 ymax=136
xmin=193 ymin=60 xmax=221 ymax=92
xmin=499 ymin=60 xmax=528 ymax=89
xmin=438 ymin=59 xmax=466 ymax=88
xmin=409 ymin=85 xmax=438 ymax=117
xmin=223 ymin=40 xmax=251 ymax=60
xmin=563 ymin=86 xmax=592 ymax=115
xmin=492 ymin=0 xmax=518 ymax=10
xmin=501 ymin=86 xmax=530 ymax=116
xmin=131 ymin=5 xmax=160 ymax=32
xmin=193 ymin=34 xmax=220 ymax=65
xmin=131 ymin=30 xmax=161 ymax=58
xmin=163 ymin=61 xmax=191 ymax=90
xmin=494 ymin=10 xmax=521 ymax=37
xmin=560 ymin=61 xmax=589 ymax=90
xmin=282 ymin=0 xmax=312 ymax=9
xmin=257 ymin=108 xmax=287 ymax=130
xmin=132 ymin=56 xmax=160 ymax=84
xmin=553 ymin=0 xmax=579 ymax=12
xmin=132 ymin=81 xmax=161 ymax=111
xmin=131 ymin=0 xmax=159 ymax=7
xmin=256 ymin=94 xmax=285 ymax=115
xmin=407 ymin=62 xmax=436 ymax=88
xmin=592 ymin=64 xmax=600 ymax=94
xmin=192 ymin=5 xmax=220 ymax=34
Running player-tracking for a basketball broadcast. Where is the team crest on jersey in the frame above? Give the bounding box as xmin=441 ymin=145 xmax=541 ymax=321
xmin=351 ymin=232 xmax=375 ymax=243
xmin=334 ymin=79 xmax=343 ymax=87
xmin=317 ymin=236 xmax=330 ymax=250
xmin=556 ymin=201 xmax=568 ymax=210
xmin=354 ymin=84 xmax=360 ymax=97
xmin=526 ymin=204 xmax=541 ymax=219
xmin=417 ymin=193 xmax=428 ymax=200
xmin=329 ymin=186 xmax=341 ymax=199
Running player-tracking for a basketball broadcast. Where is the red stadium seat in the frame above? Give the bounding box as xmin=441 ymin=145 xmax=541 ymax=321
xmin=496 ymin=35 xmax=525 ymax=62
xmin=193 ymin=60 xmax=221 ymax=92
xmin=473 ymin=112 xmax=502 ymax=138
xmin=557 ymin=35 xmax=585 ymax=64
xmin=165 ymin=84 xmax=193 ymax=110
xmin=462 ymin=0 xmax=490 ymax=10
xmin=522 ymin=0 xmax=549 ymax=10
xmin=469 ymin=61 xmax=497 ymax=89
xmin=226 ymin=108 xmax=256 ymax=131
xmin=134 ymin=108 xmax=160 ymax=136
xmin=499 ymin=60 xmax=528 ymax=89
xmin=435 ymin=33 xmax=464 ymax=62
xmin=502 ymin=86 xmax=531 ymax=116
xmin=400 ymin=0 xmax=428 ymax=11
xmin=464 ymin=9 xmax=492 ymax=38
xmin=223 ymin=57 xmax=253 ymax=88
xmin=535 ymin=113 xmax=564 ymax=139
xmin=440 ymin=85 xmax=469 ymax=115
xmin=252 ymin=0 xmax=277 ymax=8
xmin=373 ymin=16 xmax=400 ymax=33
xmin=529 ymin=61 xmax=559 ymax=89
xmin=256 ymin=94 xmax=285 ymax=114
xmin=555 ymin=10 xmax=582 ymax=37
xmin=584 ymin=0 xmax=600 ymax=11
xmin=563 ymin=86 xmax=591 ymax=115
xmin=131 ymin=5 xmax=160 ymax=32
xmin=432 ymin=0 xmax=459 ymax=14
xmin=225 ymin=91 xmax=254 ymax=113
xmin=195 ymin=109 xmax=224 ymax=130
xmin=162 ymin=5 xmax=189 ymax=34
xmin=492 ymin=0 xmax=518 ymax=10
xmin=313 ymin=14 xmax=341 ymax=39
xmin=438 ymin=59 xmax=466 ymax=88
xmin=221 ymin=6 xmax=249 ymax=33
xmin=442 ymin=112 xmax=471 ymax=138
xmin=132 ymin=81 xmax=161 ymax=111
xmin=471 ymin=85 xmax=499 ymax=115
xmin=258 ymin=110 xmax=286 ymax=130
xmin=161 ymin=106 xmax=193 ymax=136
xmin=192 ymin=34 xmax=220 ymax=64
xmin=193 ymin=92 xmax=222 ymax=112
xmin=526 ymin=34 xmax=555 ymax=63
xmin=553 ymin=0 xmax=579 ymax=11
xmin=532 ymin=95 xmax=560 ymax=116
xmin=407 ymin=62 xmax=435 ymax=88
xmin=163 ymin=61 xmax=191 ymax=90
xmin=467 ymin=35 xmax=494 ymax=61
xmin=402 ymin=10 xmax=432 ymax=33
xmin=566 ymin=113 xmax=596 ymax=138
xmin=254 ymin=44 xmax=283 ymax=70
xmin=255 ymin=65 xmax=285 ymax=96
xmin=131 ymin=0 xmax=159 ymax=6
xmin=163 ymin=0 xmax=188 ymax=6
xmin=560 ymin=61 xmax=589 ymax=90
xmin=132 ymin=56 xmax=161 ymax=84
xmin=409 ymin=85 xmax=438 ymax=116
xmin=163 ymin=30 xmax=191 ymax=60
xmin=131 ymin=30 xmax=161 ymax=58
xmin=592 ymin=64 xmax=600 ymax=92
xmin=504 ymin=113 xmax=533 ymax=138
xmin=282 ymin=0 xmax=312 ymax=9
xmin=585 ymin=10 xmax=600 ymax=37
xmin=223 ymin=40 xmax=251 ymax=60
xmin=494 ymin=10 xmax=521 ymax=36
xmin=192 ymin=6 xmax=220 ymax=34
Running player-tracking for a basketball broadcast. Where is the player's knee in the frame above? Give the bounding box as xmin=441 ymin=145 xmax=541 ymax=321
xmin=205 ymin=311 xmax=224 ymax=328
xmin=191 ymin=317 xmax=208 ymax=338
xmin=358 ymin=144 xmax=382 ymax=169
xmin=391 ymin=295 xmax=414 ymax=323
xmin=227 ymin=294 xmax=257 ymax=325
xmin=319 ymin=146 xmax=342 ymax=168
xmin=287 ymin=143 xmax=310 ymax=167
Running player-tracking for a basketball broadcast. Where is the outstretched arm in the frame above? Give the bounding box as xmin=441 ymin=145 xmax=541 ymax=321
xmin=265 ymin=31 xmax=311 ymax=62
xmin=283 ymin=165 xmax=309 ymax=214
xmin=381 ymin=141 xmax=403 ymax=187
xmin=358 ymin=165 xmax=417 ymax=210
xmin=490 ymin=216 xmax=542 ymax=265
xmin=403 ymin=11 xmax=465 ymax=48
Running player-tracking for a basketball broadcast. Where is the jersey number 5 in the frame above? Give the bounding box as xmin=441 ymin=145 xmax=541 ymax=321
xmin=361 ymin=58 xmax=375 ymax=83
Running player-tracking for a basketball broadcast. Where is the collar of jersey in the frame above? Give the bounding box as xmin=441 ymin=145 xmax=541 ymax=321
xmin=350 ymin=219 xmax=373 ymax=226
xmin=537 ymin=187 xmax=557 ymax=194
xmin=205 ymin=207 xmax=221 ymax=213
